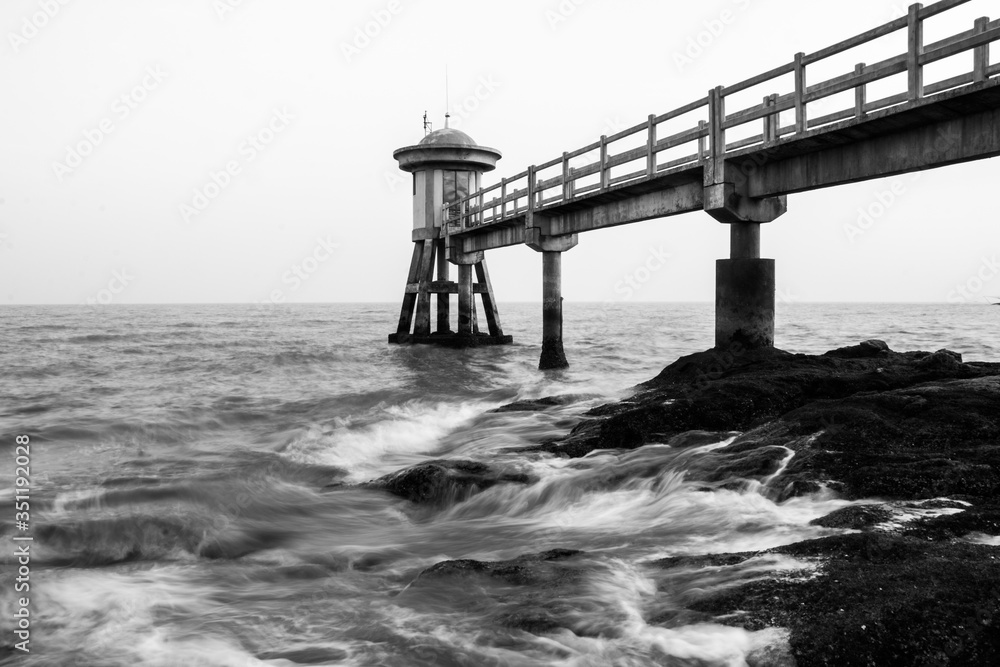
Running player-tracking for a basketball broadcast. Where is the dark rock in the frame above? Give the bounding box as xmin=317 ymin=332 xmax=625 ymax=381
xmin=810 ymin=504 xmax=893 ymax=529
xmin=416 ymin=549 xmax=585 ymax=587
xmin=903 ymin=500 xmax=1000 ymax=541
xmin=916 ymin=349 xmax=965 ymax=370
xmin=411 ymin=550 xmax=591 ymax=636
xmin=521 ymin=342 xmax=994 ymax=461
xmin=686 ymin=534 xmax=1000 ymax=667
xmin=824 ymin=339 xmax=891 ymax=359
xmin=491 ymin=395 xmax=591 ymax=413
xmin=516 ymin=343 xmax=999 ymax=507
xmin=257 ymin=647 xmax=349 ymax=664
xmin=764 ymin=376 xmax=1000 ymax=500
xmin=768 ymin=477 xmax=827 ymax=502
xmin=369 ymin=459 xmax=532 ymax=505
xmin=651 ymin=552 xmax=757 ymax=570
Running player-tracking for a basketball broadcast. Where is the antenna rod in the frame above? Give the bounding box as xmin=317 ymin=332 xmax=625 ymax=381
xmin=445 ymin=65 xmax=450 ymax=129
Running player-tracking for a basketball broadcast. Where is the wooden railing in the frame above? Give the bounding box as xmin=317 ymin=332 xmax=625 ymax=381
xmin=443 ymin=0 xmax=1000 ymax=233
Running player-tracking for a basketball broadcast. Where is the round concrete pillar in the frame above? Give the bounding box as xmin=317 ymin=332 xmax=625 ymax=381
xmin=539 ymin=251 xmax=568 ymax=370
xmin=731 ymin=223 xmax=761 ymax=259
xmin=716 ymin=258 xmax=775 ymax=349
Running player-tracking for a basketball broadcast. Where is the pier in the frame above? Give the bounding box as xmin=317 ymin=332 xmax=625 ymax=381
xmin=391 ymin=0 xmax=1000 ymax=368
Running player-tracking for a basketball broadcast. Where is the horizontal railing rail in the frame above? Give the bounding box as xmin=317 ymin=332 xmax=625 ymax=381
xmin=443 ymin=0 xmax=998 ymax=233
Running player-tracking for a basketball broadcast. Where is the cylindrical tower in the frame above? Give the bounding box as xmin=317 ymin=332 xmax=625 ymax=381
xmin=394 ymin=128 xmax=501 ymax=234
xmin=388 ymin=126 xmax=512 ymax=347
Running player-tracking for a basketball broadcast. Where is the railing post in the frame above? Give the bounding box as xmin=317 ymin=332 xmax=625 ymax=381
xmin=763 ymin=95 xmax=778 ymax=144
xmin=478 ymin=190 xmax=485 ymax=226
xmin=794 ymin=52 xmax=807 ymax=133
xmin=855 ymin=63 xmax=867 ymax=118
xmin=762 ymin=96 xmax=770 ymax=144
xmin=709 ymin=87 xmax=726 ymax=182
xmin=535 ymin=170 xmax=544 ymax=208
xmin=698 ymin=120 xmax=708 ymax=161
xmin=908 ymin=3 xmax=924 ymax=101
xmin=527 ymin=166 xmax=536 ymax=213
xmin=646 ymin=114 xmax=657 ymax=177
xmin=562 ymin=152 xmax=572 ymax=201
xmin=599 ymin=135 xmax=610 ymax=190
xmin=500 ymin=177 xmax=507 ymax=218
xmin=974 ymin=17 xmax=990 ymax=83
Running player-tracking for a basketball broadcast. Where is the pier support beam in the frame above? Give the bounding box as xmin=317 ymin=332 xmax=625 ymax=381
xmin=541 ymin=251 xmax=567 ymax=370
xmin=704 ymin=163 xmax=785 ymax=351
xmin=528 ymin=231 xmax=578 ymax=370
xmin=457 ymin=263 xmax=474 ymax=337
xmin=436 ymin=239 xmax=450 ymax=334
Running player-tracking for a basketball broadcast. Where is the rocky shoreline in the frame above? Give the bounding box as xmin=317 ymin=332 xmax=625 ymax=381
xmin=380 ymin=341 xmax=1000 ymax=666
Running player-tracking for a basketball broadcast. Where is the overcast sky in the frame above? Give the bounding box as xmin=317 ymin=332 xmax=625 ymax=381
xmin=2 ymin=0 xmax=998 ymax=305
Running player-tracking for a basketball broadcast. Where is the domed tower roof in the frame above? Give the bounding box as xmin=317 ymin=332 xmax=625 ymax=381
xmin=394 ymin=127 xmax=502 ymax=174
xmin=418 ymin=128 xmax=479 ymax=148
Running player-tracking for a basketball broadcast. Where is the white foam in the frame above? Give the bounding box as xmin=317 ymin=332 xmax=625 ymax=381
xmin=437 ymin=443 xmax=852 ymax=560
xmin=279 ymin=400 xmax=491 ymax=482
xmin=966 ymin=533 xmax=1000 ymax=546
xmin=874 ymin=498 xmax=970 ymax=531
xmin=542 ymin=560 xmax=791 ymax=667
xmin=49 ymin=487 xmax=107 ymax=516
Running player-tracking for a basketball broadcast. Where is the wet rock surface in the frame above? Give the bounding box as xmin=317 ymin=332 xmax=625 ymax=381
xmin=506 ymin=341 xmax=1000 ymax=665
xmin=416 ymin=548 xmax=586 ymax=587
xmin=809 ymin=504 xmax=893 ymax=529
xmin=367 ymin=459 xmax=532 ymax=505
xmin=681 ymin=534 xmax=1000 ymax=667
xmin=407 ymin=550 xmax=593 ymax=635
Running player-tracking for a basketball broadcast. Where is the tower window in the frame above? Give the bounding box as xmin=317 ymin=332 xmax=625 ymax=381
xmin=444 ymin=171 xmax=472 ymax=222
xmin=443 ymin=171 xmax=471 ymax=205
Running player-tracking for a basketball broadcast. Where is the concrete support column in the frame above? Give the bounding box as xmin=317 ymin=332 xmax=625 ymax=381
xmin=457 ymin=263 xmax=474 ymax=336
xmin=436 ymin=239 xmax=450 ymax=333
xmin=716 ymin=257 xmax=775 ymax=349
xmin=540 ymin=251 xmax=568 ymax=370
xmin=704 ymin=170 xmax=783 ymax=351
xmin=731 ymin=222 xmax=761 ymax=259
xmin=528 ymin=230 xmax=577 ymax=370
